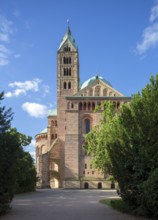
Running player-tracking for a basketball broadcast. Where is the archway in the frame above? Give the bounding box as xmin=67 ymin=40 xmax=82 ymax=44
xmin=50 ymin=178 xmax=59 ymax=189
xmin=84 ymin=182 xmax=89 ymax=189
xmin=98 ymin=182 xmax=102 ymax=189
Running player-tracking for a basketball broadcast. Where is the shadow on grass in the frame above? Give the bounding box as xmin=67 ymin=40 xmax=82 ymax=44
xmin=100 ymin=199 xmax=152 ymax=219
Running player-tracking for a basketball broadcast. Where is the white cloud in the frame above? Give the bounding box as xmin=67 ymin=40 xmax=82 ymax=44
xmin=22 ymin=102 xmax=49 ymax=118
xmin=135 ymin=3 xmax=158 ymax=55
xmin=136 ymin=23 xmax=158 ymax=55
xmin=0 ymin=15 xmax=14 ymax=66
xmin=30 ymin=139 xmax=36 ymax=147
xmin=0 ymin=44 xmax=10 ymax=65
xmin=5 ymin=78 xmax=50 ymax=98
xmin=150 ymin=4 xmax=158 ymax=22
xmin=0 ymin=15 xmax=13 ymax=35
xmin=9 ymin=78 xmax=41 ymax=91
xmin=5 ymin=78 xmax=42 ymax=98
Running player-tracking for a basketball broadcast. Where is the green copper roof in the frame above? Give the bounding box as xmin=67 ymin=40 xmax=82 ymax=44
xmin=39 ymin=128 xmax=47 ymax=134
xmin=58 ymin=26 xmax=77 ymax=50
xmin=48 ymin=108 xmax=57 ymax=116
xmin=80 ymin=75 xmax=112 ymax=90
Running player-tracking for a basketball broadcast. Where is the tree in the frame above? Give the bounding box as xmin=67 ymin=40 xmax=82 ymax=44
xmin=85 ymin=101 xmax=116 ymax=172
xmin=15 ymin=150 xmax=37 ymax=193
xmin=85 ymin=75 xmax=158 ymax=217
xmin=0 ymin=92 xmax=36 ymax=214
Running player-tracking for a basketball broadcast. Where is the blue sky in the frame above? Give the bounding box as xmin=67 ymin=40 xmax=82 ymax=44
xmin=1 ymin=0 xmax=158 ymax=158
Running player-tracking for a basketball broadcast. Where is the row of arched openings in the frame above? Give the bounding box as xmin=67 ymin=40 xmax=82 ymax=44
xmin=51 ymin=120 xmax=57 ymax=126
xmin=64 ymin=68 xmax=71 ymax=76
xmin=64 ymin=46 xmax=71 ymax=51
xmin=81 ymin=88 xmax=117 ymax=97
xmin=84 ymin=182 xmax=102 ymax=189
xmin=78 ymin=101 xmax=121 ymax=111
xmin=51 ymin=134 xmax=57 ymax=139
xmin=63 ymin=57 xmax=71 ymax=64
xmin=79 ymin=102 xmax=96 ymax=111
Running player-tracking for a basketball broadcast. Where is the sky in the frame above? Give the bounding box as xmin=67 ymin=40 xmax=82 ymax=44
xmin=0 ymin=0 xmax=158 ymax=159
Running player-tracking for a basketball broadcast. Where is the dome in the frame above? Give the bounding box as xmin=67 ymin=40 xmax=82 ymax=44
xmin=80 ymin=75 xmax=112 ymax=90
xmin=39 ymin=128 xmax=47 ymax=134
xmin=48 ymin=109 xmax=57 ymax=116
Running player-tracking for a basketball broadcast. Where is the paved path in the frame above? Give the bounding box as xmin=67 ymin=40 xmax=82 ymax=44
xmin=1 ymin=189 xmax=149 ymax=220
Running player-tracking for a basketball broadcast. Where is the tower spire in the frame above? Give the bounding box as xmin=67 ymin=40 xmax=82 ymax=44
xmin=67 ymin=19 xmax=71 ymax=34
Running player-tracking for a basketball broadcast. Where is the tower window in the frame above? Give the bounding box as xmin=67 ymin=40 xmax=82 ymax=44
xmin=68 ymin=82 xmax=71 ymax=89
xmin=64 ymin=46 xmax=71 ymax=51
xmin=85 ymin=118 xmax=90 ymax=133
xmin=64 ymin=82 xmax=67 ymax=89
xmin=69 ymin=68 xmax=71 ymax=76
xmin=63 ymin=57 xmax=71 ymax=64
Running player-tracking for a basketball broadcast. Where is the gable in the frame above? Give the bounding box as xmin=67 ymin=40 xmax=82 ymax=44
xmin=74 ymin=78 xmax=124 ymax=97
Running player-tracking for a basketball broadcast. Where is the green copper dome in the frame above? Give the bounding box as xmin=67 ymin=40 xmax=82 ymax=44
xmin=80 ymin=75 xmax=112 ymax=90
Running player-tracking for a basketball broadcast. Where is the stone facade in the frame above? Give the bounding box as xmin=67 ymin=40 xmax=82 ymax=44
xmin=35 ymin=26 xmax=130 ymax=189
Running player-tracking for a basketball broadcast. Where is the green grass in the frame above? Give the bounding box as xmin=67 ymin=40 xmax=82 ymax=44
xmin=100 ymin=198 xmax=135 ymax=214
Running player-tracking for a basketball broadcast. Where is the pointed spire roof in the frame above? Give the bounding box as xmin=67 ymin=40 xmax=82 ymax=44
xmin=58 ymin=22 xmax=77 ymax=50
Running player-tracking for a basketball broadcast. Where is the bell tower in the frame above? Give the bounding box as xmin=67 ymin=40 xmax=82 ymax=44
xmin=57 ymin=24 xmax=80 ymax=187
xmin=57 ymin=24 xmax=79 ymax=97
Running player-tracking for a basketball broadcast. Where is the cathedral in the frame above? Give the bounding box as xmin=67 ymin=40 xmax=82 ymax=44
xmin=35 ymin=25 xmax=130 ymax=189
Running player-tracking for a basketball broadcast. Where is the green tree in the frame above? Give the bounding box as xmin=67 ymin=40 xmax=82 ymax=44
xmin=85 ymin=75 xmax=158 ymax=217
xmin=85 ymin=101 xmax=116 ymax=172
xmin=0 ymin=92 xmax=36 ymax=214
xmin=15 ymin=150 xmax=36 ymax=193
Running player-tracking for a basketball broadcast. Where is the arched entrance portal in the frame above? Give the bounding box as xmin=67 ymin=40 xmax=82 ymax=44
xmin=50 ymin=178 xmax=59 ymax=189
xmin=98 ymin=182 xmax=102 ymax=189
xmin=84 ymin=182 xmax=89 ymax=189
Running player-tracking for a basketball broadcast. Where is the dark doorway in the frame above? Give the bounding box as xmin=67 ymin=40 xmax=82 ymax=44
xmin=98 ymin=182 xmax=102 ymax=189
xmin=84 ymin=182 xmax=89 ymax=189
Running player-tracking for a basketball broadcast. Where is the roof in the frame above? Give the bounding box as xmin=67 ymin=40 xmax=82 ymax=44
xmin=39 ymin=128 xmax=47 ymax=134
xmin=48 ymin=109 xmax=57 ymax=116
xmin=58 ymin=26 xmax=77 ymax=50
xmin=80 ymin=75 xmax=112 ymax=90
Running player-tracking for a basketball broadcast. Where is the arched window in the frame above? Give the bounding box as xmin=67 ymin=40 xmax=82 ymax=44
xmin=117 ymin=102 xmax=120 ymax=109
xmin=89 ymin=88 xmax=93 ymax=96
xmin=69 ymin=57 xmax=71 ymax=64
xmin=55 ymin=120 xmax=57 ymax=126
xmin=68 ymin=82 xmax=71 ymax=89
xmin=88 ymin=102 xmax=91 ymax=111
xmin=92 ymin=102 xmax=95 ymax=111
xmin=71 ymin=103 xmax=74 ymax=109
xmin=83 ymin=102 xmax=86 ymax=111
xmin=64 ymin=82 xmax=67 ymax=89
xmin=68 ymin=68 xmax=71 ymax=76
xmin=64 ymin=68 xmax=68 ymax=76
xmin=95 ymin=86 xmax=101 ymax=96
xmin=103 ymin=88 xmax=107 ymax=96
xmin=51 ymin=120 xmax=54 ymax=126
xmin=109 ymin=91 xmax=112 ymax=96
xmin=85 ymin=118 xmax=90 ymax=133
xmin=64 ymin=46 xmax=71 ymax=52
xmin=79 ymin=102 xmax=82 ymax=110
